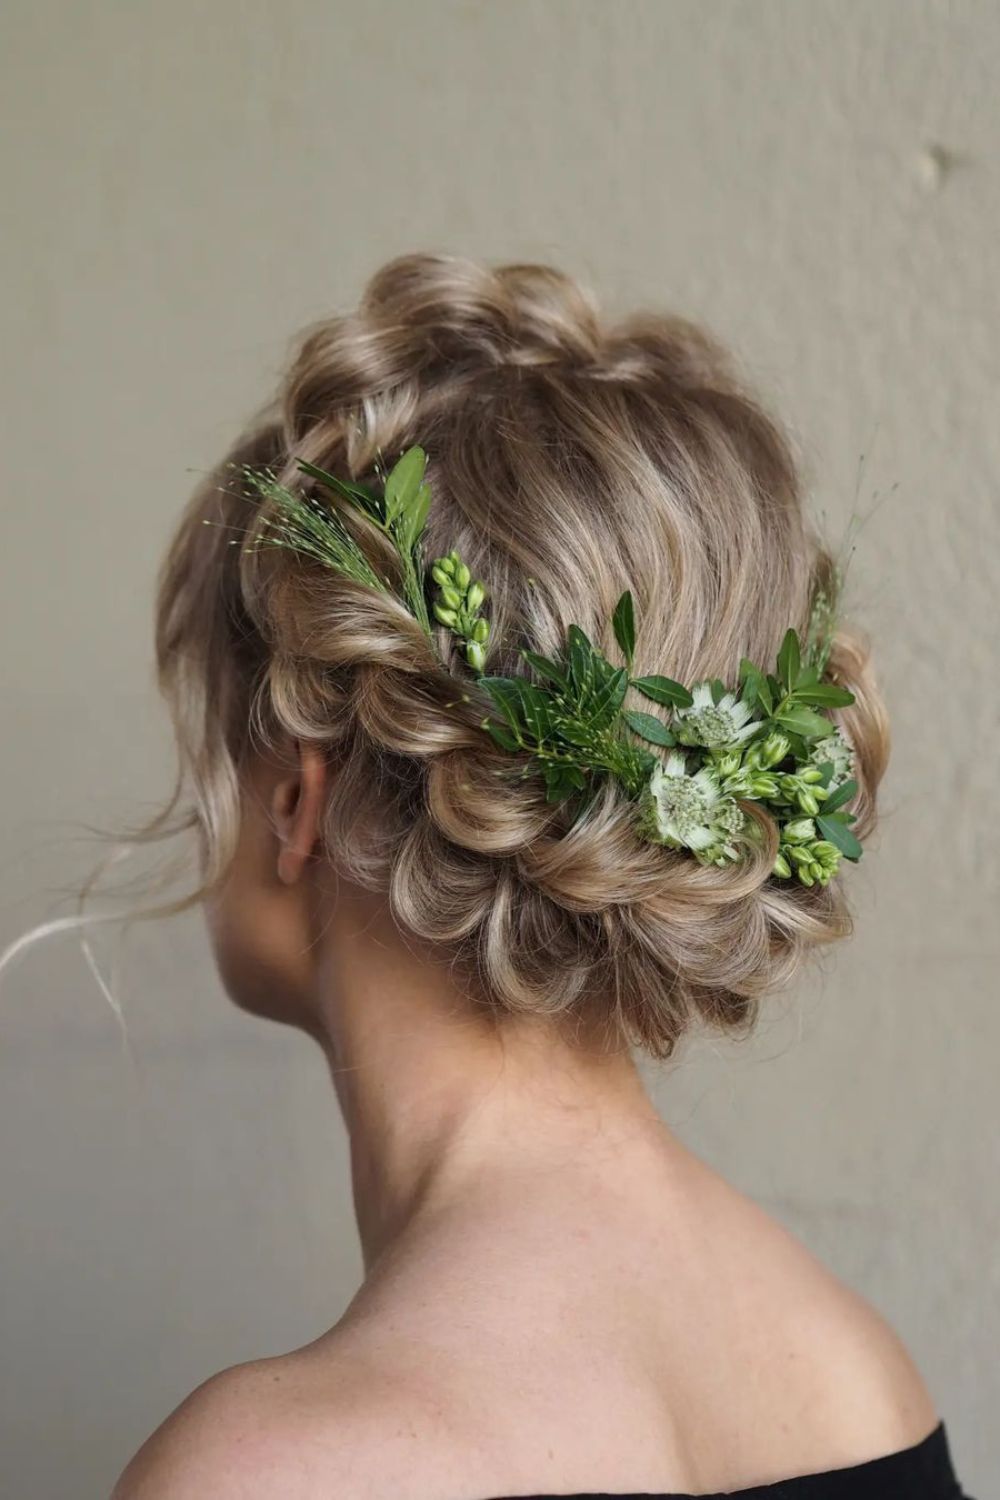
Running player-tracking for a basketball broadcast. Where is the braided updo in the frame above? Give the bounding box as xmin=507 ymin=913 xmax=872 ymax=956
xmin=154 ymin=252 xmax=889 ymax=1058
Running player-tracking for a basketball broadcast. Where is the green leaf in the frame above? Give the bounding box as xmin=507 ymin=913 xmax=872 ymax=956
xmin=541 ymin=761 xmax=587 ymax=802
xmin=587 ymin=665 xmax=629 ymax=728
xmin=513 ymin=681 xmax=556 ymax=744
xmin=297 ymin=460 xmax=384 ymax=520
xmin=820 ymin=776 xmax=858 ymax=814
xmin=395 ymin=480 xmax=431 ymax=552
xmin=622 ymin=709 xmax=675 ymax=746
xmin=479 ymin=676 xmax=527 ymax=733
xmin=710 ymin=678 xmax=727 ymax=705
xmin=482 ymin=719 xmax=520 ymax=751
xmin=383 ymin=446 xmax=426 ymax=524
xmin=520 ymin=649 xmax=570 ymax=692
xmin=777 ymin=628 xmax=801 ymax=692
xmin=554 ymin=719 xmax=596 ymax=747
xmin=540 ymin=759 xmax=585 ymax=799
xmin=612 ymin=590 xmax=636 ymax=666
xmin=794 ymin=682 xmax=856 ymax=708
xmin=774 ymin=704 xmax=833 ymax=740
xmin=566 ymin=624 xmax=597 ymax=698
xmin=739 ymin=659 xmax=773 ymax=716
xmin=631 ymin=674 xmax=694 ymax=709
xmin=816 ymin=813 xmax=863 ymax=861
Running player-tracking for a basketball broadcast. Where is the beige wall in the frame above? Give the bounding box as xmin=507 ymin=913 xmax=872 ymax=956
xmin=2 ymin=2 xmax=997 ymax=1494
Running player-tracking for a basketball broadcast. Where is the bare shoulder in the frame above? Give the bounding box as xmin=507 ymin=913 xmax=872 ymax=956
xmin=110 ymin=1358 xmax=298 ymax=1499
xmin=799 ymin=1264 xmax=940 ymax=1450
xmin=724 ymin=1189 xmax=941 ymax=1464
xmin=109 ymin=1352 xmax=406 ymax=1500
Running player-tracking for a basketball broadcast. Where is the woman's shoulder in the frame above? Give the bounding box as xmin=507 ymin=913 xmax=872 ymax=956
xmin=109 ymin=1357 xmax=298 ymax=1499
xmin=110 ymin=1289 xmax=940 ymax=1500
xmin=109 ymin=1350 xmax=389 ymax=1500
xmin=688 ymin=1164 xmax=942 ymax=1469
xmin=110 ymin=1339 xmax=490 ymax=1500
xmin=111 ymin=1158 xmax=941 ymax=1499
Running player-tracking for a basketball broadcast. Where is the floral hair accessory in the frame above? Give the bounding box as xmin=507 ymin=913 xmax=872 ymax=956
xmin=219 ymin=445 xmax=862 ymax=888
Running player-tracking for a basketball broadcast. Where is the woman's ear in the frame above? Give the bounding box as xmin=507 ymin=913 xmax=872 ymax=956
xmin=271 ymin=742 xmax=329 ymax=886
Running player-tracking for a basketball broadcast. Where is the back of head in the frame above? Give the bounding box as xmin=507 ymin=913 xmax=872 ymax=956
xmin=155 ymin=252 xmax=889 ymax=1058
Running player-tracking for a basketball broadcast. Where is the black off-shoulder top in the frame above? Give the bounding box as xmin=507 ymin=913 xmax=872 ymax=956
xmin=483 ymin=1421 xmax=971 ymax=1499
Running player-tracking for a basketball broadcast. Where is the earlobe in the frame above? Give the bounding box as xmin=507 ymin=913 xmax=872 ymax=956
xmin=273 ymin=742 xmax=328 ymax=886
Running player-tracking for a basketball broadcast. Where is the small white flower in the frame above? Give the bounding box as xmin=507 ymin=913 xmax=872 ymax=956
xmin=809 ymin=728 xmax=854 ymax=789
xmin=641 ymin=750 xmax=746 ymax=865
xmin=673 ymin=681 xmax=760 ymax=750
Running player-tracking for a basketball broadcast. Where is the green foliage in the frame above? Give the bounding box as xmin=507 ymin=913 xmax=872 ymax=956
xmin=473 ymin=614 xmax=863 ymax=880
xmin=430 ymin=549 xmax=490 ymax=671
xmin=236 ymin=446 xmax=436 ymax=641
xmin=630 ymin=674 xmax=693 ymax=708
xmin=621 ymin=710 xmax=675 ymax=747
xmin=612 ymin=589 xmax=635 ymax=668
xmin=815 ymin=812 xmax=863 ymax=861
xmin=230 ymin=451 xmax=864 ymax=888
xmin=476 ymin=612 xmax=652 ymax=806
xmin=777 ymin=627 xmax=800 ymax=693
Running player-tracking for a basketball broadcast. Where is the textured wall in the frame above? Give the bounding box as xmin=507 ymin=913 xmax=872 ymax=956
xmin=1 ymin=2 xmax=997 ymax=1495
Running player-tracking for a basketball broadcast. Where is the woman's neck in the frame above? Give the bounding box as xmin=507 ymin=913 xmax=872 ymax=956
xmin=309 ymin=882 xmax=660 ymax=1272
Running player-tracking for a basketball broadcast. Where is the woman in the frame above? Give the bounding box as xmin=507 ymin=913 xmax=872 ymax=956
xmin=112 ymin=254 xmax=969 ymax=1497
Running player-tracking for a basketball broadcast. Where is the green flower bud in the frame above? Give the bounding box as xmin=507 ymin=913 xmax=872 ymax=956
xmin=439 ymin=584 xmax=463 ymax=609
xmin=779 ymin=775 xmax=799 ymax=797
xmin=448 ymin=549 xmax=462 ymax=566
xmin=454 ymin=561 xmax=471 ymax=589
xmin=760 ymin=732 xmax=790 ymax=768
xmin=716 ymin=750 xmax=742 ymax=779
xmin=466 ymin=581 xmax=486 ymax=613
xmin=750 ymin=774 xmax=779 ymax=798
xmin=472 ymin=617 xmax=490 ymax=643
xmin=466 ymin=641 xmax=486 ymax=672
xmin=434 ymin=555 xmax=456 ymax=577
xmin=430 ymin=564 xmax=452 ymax=587
xmin=433 ymin=603 xmax=459 ymax=627
xmin=788 ymin=844 xmax=813 ymax=867
xmin=798 ymin=790 xmax=820 ymax=816
xmin=798 ymin=867 xmax=815 ymax=887
xmin=799 ymin=766 xmax=823 ymax=784
xmin=773 ymin=852 xmax=792 ymax=879
xmin=783 ymin=817 xmax=816 ymax=844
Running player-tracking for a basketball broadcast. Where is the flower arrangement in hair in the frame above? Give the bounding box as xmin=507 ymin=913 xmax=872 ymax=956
xmin=229 ymin=445 xmax=863 ymax=893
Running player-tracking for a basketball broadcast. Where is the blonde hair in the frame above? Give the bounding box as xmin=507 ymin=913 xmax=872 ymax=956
xmin=151 ymin=252 xmax=889 ymax=1058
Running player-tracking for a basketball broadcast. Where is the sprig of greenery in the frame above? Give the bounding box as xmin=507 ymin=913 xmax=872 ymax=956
xmin=298 ymin=446 xmax=435 ymax=640
xmin=235 ymin=465 xmax=388 ymax=595
xmin=473 ymin=605 xmax=694 ymax=806
xmin=738 ymin=627 xmax=855 ymax=738
xmin=430 ymin=551 xmax=491 ymax=671
xmin=234 ymin=446 xmax=436 ymax=644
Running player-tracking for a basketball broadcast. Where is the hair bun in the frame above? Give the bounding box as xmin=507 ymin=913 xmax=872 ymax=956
xmin=156 ymin=252 xmax=890 ymax=1059
xmin=360 ymin=252 xmax=602 ymax=371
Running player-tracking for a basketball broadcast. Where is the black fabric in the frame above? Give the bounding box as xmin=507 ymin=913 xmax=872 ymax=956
xmin=486 ymin=1421 xmax=972 ymax=1499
